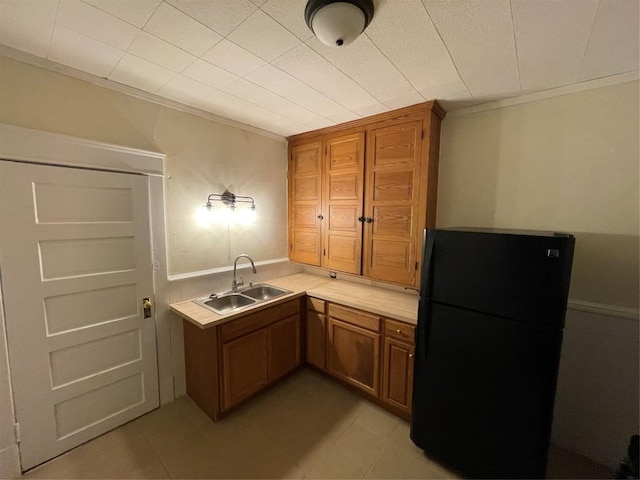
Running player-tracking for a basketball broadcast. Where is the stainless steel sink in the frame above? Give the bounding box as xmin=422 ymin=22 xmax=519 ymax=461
xmin=201 ymin=294 xmax=256 ymax=314
xmin=193 ymin=283 xmax=292 ymax=315
xmin=241 ymin=285 xmax=290 ymax=301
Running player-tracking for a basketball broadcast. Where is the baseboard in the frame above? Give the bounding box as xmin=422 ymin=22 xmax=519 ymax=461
xmin=567 ymin=299 xmax=639 ymax=320
xmin=0 ymin=443 xmax=20 ymax=478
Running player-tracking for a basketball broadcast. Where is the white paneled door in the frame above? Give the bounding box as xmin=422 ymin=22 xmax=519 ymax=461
xmin=0 ymin=161 xmax=159 ymax=471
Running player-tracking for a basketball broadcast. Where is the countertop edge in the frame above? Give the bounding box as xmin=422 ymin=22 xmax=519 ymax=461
xmin=170 ymin=273 xmax=419 ymax=329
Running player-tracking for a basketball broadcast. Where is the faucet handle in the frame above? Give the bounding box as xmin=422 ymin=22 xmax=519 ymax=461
xmin=237 ymin=276 xmax=244 ymax=288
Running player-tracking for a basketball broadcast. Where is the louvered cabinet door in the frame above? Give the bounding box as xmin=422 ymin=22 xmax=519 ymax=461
xmin=289 ymin=140 xmax=323 ymax=265
xmin=323 ymin=131 xmax=365 ymax=274
xmin=363 ymin=120 xmax=424 ymax=287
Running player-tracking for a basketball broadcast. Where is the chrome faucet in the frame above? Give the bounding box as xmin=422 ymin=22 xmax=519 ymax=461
xmin=232 ymin=254 xmax=257 ymax=292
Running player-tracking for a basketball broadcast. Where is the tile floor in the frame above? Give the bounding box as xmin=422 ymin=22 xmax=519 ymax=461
xmin=22 ymin=368 xmax=613 ymax=479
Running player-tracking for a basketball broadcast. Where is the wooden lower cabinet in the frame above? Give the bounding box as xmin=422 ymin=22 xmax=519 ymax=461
xmin=184 ymin=295 xmax=416 ymax=422
xmin=222 ymin=328 xmax=268 ymax=411
xmin=327 ymin=316 xmax=380 ymax=396
xmin=305 ymin=297 xmax=327 ymax=370
xmin=267 ymin=315 xmax=301 ymax=382
xmin=221 ymin=310 xmax=301 ymax=412
xmin=381 ymin=337 xmax=414 ymax=415
xmin=306 ymin=310 xmax=326 ymax=370
xmin=183 ymin=298 xmax=301 ymax=420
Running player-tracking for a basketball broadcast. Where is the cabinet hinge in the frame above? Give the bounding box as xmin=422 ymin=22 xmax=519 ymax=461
xmin=14 ymin=423 xmax=20 ymax=443
xmin=421 ymin=130 xmax=424 ymax=140
xmin=290 ymin=244 xmax=293 ymax=251
xmin=323 ymin=248 xmax=326 ymax=256
xmin=325 ymin=146 xmax=327 ymax=155
xmin=415 ymin=261 xmax=419 ymax=270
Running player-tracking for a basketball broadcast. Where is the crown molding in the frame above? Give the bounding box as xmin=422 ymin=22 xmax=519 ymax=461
xmin=448 ymin=71 xmax=639 ymax=118
xmin=0 ymin=46 xmax=287 ymax=143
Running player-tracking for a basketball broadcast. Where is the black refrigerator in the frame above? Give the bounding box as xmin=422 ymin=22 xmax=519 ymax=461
xmin=410 ymin=228 xmax=575 ymax=479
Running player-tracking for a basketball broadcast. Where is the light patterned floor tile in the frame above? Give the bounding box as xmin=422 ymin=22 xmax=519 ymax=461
xmin=355 ymin=401 xmax=401 ymax=438
xmin=388 ymin=420 xmax=426 ymax=460
xmin=365 ymin=442 xmax=432 ymax=479
xmin=20 ymin=368 xmax=615 ymax=480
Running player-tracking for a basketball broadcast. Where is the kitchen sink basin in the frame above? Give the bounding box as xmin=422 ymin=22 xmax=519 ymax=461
xmin=241 ymin=285 xmax=290 ymax=301
xmin=193 ymin=283 xmax=292 ymax=315
xmin=200 ymin=294 xmax=256 ymax=314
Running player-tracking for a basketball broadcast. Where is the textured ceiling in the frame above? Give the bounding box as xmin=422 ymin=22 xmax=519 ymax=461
xmin=1 ymin=0 xmax=638 ymax=136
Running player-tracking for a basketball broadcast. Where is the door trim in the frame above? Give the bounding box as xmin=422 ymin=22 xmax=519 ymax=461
xmin=0 ymin=124 xmax=164 ymax=176
xmin=0 ymin=125 xmax=171 ymax=474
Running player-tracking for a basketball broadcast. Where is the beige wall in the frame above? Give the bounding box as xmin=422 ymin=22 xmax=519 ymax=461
xmin=437 ymin=80 xmax=640 ymax=309
xmin=0 ymin=56 xmax=288 ymax=275
xmin=437 ymin=81 xmax=640 ymax=468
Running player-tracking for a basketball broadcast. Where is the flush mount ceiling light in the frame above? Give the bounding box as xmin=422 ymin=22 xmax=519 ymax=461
xmin=305 ymin=0 xmax=374 ymax=47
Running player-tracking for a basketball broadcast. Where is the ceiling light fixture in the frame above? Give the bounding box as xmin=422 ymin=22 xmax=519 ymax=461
xmin=304 ymin=0 xmax=374 ymax=48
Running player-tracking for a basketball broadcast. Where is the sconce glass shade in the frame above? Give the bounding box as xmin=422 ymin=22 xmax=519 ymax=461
xmin=305 ymin=0 xmax=374 ymax=47
xmin=197 ymin=190 xmax=257 ymax=226
xmin=238 ymin=206 xmax=257 ymax=225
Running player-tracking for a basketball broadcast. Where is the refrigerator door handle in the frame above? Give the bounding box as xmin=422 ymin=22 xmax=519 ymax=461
xmin=417 ymin=231 xmax=435 ymax=360
xmin=421 ymin=233 xmax=435 ymax=301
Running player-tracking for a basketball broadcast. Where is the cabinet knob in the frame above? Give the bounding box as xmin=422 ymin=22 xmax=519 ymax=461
xmin=366 ymin=217 xmax=373 ymax=223
xmin=317 ymin=214 xmax=324 ymax=220
xmin=358 ymin=216 xmax=366 ymax=223
xmin=409 ymin=353 xmax=414 ymax=358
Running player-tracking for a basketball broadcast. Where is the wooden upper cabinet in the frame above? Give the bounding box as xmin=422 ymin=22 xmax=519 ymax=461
xmin=363 ymin=120 xmax=423 ymax=286
xmin=323 ymin=131 xmax=365 ymax=274
xmin=289 ymin=140 xmax=323 ymax=266
xmin=287 ymin=101 xmax=444 ymax=288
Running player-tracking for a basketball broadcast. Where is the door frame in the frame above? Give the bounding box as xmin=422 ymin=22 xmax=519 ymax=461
xmin=0 ymin=123 xmax=170 ymax=475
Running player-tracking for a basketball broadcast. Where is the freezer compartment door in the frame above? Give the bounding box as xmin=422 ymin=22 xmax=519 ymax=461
xmin=410 ymin=302 xmax=563 ymax=479
xmin=424 ymin=229 xmax=574 ymax=329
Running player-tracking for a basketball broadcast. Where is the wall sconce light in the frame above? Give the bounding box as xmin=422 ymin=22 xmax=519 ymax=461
xmin=197 ymin=189 xmax=256 ymax=226
xmin=305 ymin=0 xmax=374 ymax=47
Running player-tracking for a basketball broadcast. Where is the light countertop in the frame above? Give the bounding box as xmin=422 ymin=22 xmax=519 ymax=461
xmin=169 ymin=272 xmax=419 ymax=329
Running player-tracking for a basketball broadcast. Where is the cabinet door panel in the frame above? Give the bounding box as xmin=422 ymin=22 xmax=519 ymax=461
xmin=306 ymin=311 xmax=326 ymax=370
xmin=290 ymin=141 xmax=322 ymax=266
xmin=268 ymin=315 xmax=301 ymax=382
xmin=371 ymin=128 xmax=418 ymax=167
xmin=369 ymin=239 xmax=413 ymax=275
xmin=295 ymin=176 xmax=321 ymax=202
xmin=328 ymin=205 xmax=358 ymax=230
xmin=364 ymin=121 xmax=422 ymax=286
xmin=327 ymin=236 xmax=359 ymax=266
xmin=328 ymin=172 xmax=359 ymax=201
xmin=294 ymin=143 xmax=323 ymax=174
xmin=327 ymin=317 xmax=380 ymax=396
xmin=323 ymin=132 xmax=364 ymax=275
xmin=372 ymin=170 xmax=415 ymax=202
xmin=294 ymin=205 xmax=322 ymax=228
xmin=382 ymin=337 xmax=414 ymax=414
xmin=372 ymin=205 xmax=413 ymax=236
xmin=221 ymin=329 xmax=268 ymax=411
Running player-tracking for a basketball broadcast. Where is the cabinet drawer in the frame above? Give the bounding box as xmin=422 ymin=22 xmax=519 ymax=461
xmin=384 ymin=319 xmax=415 ymax=344
xmin=306 ymin=296 xmax=325 ymax=313
xmin=328 ymin=303 xmax=380 ymax=332
xmin=221 ymin=300 xmax=300 ymax=343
